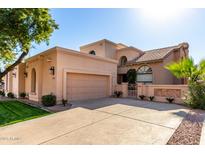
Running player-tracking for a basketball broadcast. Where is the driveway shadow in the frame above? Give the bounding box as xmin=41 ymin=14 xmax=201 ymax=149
xmin=172 ymin=111 xmax=188 ymax=118
xmin=70 ymin=97 xmax=189 ymax=112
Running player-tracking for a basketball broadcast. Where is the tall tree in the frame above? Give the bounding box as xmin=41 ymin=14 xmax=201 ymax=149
xmin=0 ymin=8 xmax=58 ymax=80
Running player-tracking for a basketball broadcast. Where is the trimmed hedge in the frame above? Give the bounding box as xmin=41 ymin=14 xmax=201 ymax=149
xmin=19 ymin=92 xmax=26 ymax=98
xmin=7 ymin=92 xmax=14 ymax=98
xmin=41 ymin=94 xmax=56 ymax=107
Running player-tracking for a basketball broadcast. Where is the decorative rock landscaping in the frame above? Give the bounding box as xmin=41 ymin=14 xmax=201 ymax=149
xmin=167 ymin=110 xmax=205 ymax=145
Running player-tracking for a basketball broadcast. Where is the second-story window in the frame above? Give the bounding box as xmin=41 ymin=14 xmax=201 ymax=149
xmin=89 ymin=50 xmax=96 ymax=55
xmin=120 ymin=56 xmax=127 ymax=66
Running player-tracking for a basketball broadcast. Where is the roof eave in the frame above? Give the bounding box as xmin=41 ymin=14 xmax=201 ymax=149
xmin=126 ymin=59 xmax=163 ymax=66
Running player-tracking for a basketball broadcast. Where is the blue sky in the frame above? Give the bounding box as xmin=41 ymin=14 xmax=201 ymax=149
xmin=30 ymin=8 xmax=205 ymax=64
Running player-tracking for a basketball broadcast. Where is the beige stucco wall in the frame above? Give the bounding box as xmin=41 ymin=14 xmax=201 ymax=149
xmin=8 ymin=64 xmax=26 ymax=98
xmin=118 ymin=46 xmax=188 ymax=84
xmin=24 ymin=48 xmax=57 ymax=101
xmin=80 ymin=40 xmax=118 ymax=59
xmin=56 ymin=47 xmax=118 ymax=102
xmin=2 ymin=41 xmax=189 ymax=102
xmin=3 ymin=72 xmax=14 ymax=95
xmin=18 ymin=63 xmax=26 ymax=95
xmin=80 ymin=40 xmax=106 ymax=57
xmin=122 ymin=61 xmax=172 ymax=84
xmin=105 ymin=42 xmax=117 ymax=59
xmin=3 ymin=47 xmax=117 ymax=102
xmin=11 ymin=67 xmax=18 ymax=97
xmin=115 ymin=83 xmax=128 ymax=97
xmin=137 ymin=83 xmax=188 ymax=104
xmin=116 ymin=48 xmax=142 ymax=64
xmin=4 ymin=66 xmax=21 ymax=97
xmin=163 ymin=51 xmax=178 ymax=84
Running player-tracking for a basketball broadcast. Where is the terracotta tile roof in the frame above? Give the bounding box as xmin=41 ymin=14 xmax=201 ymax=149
xmin=134 ymin=45 xmax=179 ymax=63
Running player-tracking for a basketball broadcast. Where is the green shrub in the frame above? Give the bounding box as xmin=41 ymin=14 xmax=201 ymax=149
xmin=7 ymin=92 xmax=14 ymax=98
xmin=185 ymin=82 xmax=205 ymax=109
xmin=127 ymin=69 xmax=136 ymax=84
xmin=0 ymin=90 xmax=5 ymax=96
xmin=41 ymin=94 xmax=56 ymax=107
xmin=19 ymin=92 xmax=26 ymax=98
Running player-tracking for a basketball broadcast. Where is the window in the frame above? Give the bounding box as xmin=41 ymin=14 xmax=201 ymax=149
xmin=120 ymin=56 xmax=127 ymax=66
xmin=31 ymin=68 xmax=36 ymax=93
xmin=137 ymin=65 xmax=152 ymax=83
xmin=89 ymin=50 xmax=96 ymax=55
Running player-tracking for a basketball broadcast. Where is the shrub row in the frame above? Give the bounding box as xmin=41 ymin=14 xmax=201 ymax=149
xmin=0 ymin=91 xmax=28 ymax=98
xmin=138 ymin=95 xmax=174 ymax=103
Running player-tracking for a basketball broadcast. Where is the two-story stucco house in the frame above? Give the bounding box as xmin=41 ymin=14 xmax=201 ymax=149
xmin=3 ymin=39 xmax=189 ymax=102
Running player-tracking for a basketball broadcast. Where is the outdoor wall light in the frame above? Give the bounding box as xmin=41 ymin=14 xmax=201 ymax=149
xmin=24 ymin=72 xmax=28 ymax=78
xmin=49 ymin=66 xmax=55 ymax=75
xmin=12 ymin=72 xmax=16 ymax=78
xmin=47 ymin=58 xmax=52 ymax=62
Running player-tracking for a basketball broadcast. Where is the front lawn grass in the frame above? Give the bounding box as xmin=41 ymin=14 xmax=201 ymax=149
xmin=0 ymin=100 xmax=51 ymax=126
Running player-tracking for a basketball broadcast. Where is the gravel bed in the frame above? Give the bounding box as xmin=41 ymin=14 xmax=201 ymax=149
xmin=167 ymin=110 xmax=205 ymax=145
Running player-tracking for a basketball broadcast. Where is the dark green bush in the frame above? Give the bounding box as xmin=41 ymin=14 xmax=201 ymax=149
xmin=42 ymin=94 xmax=56 ymax=107
xmin=7 ymin=92 xmax=14 ymax=98
xmin=19 ymin=92 xmax=26 ymax=98
xmin=0 ymin=90 xmax=5 ymax=96
xmin=127 ymin=69 xmax=136 ymax=84
xmin=185 ymin=82 xmax=205 ymax=109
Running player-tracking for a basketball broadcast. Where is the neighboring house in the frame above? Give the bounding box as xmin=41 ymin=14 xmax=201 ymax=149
xmin=3 ymin=39 xmax=189 ymax=102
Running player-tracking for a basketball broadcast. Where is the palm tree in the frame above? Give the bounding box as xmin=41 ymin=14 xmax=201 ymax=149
xmin=166 ymin=57 xmax=205 ymax=109
xmin=165 ymin=57 xmax=205 ymax=84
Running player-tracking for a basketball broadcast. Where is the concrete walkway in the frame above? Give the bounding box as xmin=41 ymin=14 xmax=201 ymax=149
xmin=0 ymin=98 xmax=190 ymax=145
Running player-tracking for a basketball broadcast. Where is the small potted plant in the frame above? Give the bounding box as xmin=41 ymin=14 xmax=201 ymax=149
xmin=139 ymin=95 xmax=145 ymax=100
xmin=62 ymin=99 xmax=72 ymax=108
xmin=166 ymin=97 xmax=174 ymax=103
xmin=114 ymin=91 xmax=123 ymax=98
xmin=62 ymin=99 xmax=68 ymax=106
xmin=149 ymin=96 xmax=155 ymax=101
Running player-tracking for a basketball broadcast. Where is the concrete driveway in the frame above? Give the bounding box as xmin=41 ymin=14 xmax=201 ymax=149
xmin=0 ymin=98 xmax=190 ymax=145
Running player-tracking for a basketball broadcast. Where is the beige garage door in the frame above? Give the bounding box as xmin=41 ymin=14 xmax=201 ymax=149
xmin=67 ymin=73 xmax=109 ymax=101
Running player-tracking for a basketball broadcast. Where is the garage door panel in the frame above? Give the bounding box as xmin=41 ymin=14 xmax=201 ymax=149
xmin=67 ymin=73 xmax=109 ymax=101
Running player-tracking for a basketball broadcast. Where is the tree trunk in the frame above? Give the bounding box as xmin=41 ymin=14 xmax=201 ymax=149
xmin=0 ymin=51 xmax=28 ymax=81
